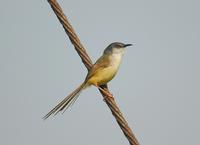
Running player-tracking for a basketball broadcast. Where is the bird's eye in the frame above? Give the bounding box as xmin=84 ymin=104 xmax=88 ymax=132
xmin=116 ymin=45 xmax=122 ymax=48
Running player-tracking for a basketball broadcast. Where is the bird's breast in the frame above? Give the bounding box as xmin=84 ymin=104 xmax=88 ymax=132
xmin=109 ymin=53 xmax=123 ymax=69
xmin=87 ymin=53 xmax=123 ymax=86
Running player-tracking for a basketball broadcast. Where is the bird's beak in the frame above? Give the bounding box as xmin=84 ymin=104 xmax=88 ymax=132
xmin=124 ymin=44 xmax=132 ymax=47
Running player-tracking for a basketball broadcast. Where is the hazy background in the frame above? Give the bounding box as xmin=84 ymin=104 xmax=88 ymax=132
xmin=0 ymin=0 xmax=199 ymax=145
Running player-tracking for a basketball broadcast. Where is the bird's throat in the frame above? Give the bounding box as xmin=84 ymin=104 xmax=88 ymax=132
xmin=109 ymin=53 xmax=123 ymax=68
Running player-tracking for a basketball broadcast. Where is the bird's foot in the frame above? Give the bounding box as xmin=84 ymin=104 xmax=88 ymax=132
xmin=94 ymin=84 xmax=114 ymax=101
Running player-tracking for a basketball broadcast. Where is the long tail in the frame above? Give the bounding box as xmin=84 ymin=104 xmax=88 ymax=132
xmin=43 ymin=82 xmax=86 ymax=120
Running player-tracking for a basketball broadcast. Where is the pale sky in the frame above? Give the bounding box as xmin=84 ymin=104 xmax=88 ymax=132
xmin=0 ymin=0 xmax=200 ymax=145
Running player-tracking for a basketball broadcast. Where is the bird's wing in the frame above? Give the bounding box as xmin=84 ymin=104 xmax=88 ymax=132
xmin=85 ymin=54 xmax=110 ymax=81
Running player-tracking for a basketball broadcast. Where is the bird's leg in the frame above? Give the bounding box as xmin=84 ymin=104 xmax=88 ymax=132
xmin=93 ymin=84 xmax=114 ymax=100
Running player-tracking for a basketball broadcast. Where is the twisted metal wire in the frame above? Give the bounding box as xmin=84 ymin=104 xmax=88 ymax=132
xmin=48 ymin=0 xmax=92 ymax=71
xmin=47 ymin=0 xmax=140 ymax=145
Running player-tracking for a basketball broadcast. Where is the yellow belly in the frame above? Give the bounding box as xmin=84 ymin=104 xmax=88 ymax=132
xmin=87 ymin=66 xmax=118 ymax=86
xmin=86 ymin=53 xmax=123 ymax=86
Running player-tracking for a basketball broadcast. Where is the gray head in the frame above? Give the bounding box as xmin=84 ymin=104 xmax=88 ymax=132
xmin=103 ymin=42 xmax=132 ymax=55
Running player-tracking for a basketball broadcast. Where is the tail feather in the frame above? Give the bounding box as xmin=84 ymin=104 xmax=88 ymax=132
xmin=43 ymin=83 xmax=86 ymax=120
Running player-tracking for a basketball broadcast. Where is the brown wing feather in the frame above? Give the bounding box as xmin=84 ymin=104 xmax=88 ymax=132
xmin=85 ymin=54 xmax=110 ymax=81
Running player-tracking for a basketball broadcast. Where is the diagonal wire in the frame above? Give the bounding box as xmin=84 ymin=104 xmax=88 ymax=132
xmin=48 ymin=0 xmax=92 ymax=71
xmin=47 ymin=0 xmax=140 ymax=145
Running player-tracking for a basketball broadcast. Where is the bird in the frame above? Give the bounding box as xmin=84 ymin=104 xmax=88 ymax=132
xmin=43 ymin=42 xmax=132 ymax=119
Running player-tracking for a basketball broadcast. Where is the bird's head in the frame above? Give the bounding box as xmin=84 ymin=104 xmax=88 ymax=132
xmin=104 ymin=42 xmax=132 ymax=55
